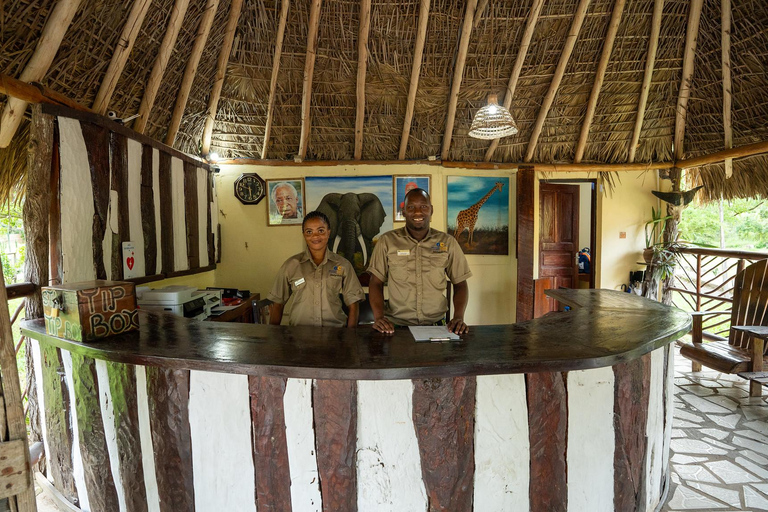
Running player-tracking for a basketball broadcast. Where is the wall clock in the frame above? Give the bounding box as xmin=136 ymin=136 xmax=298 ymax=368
xmin=234 ymin=173 xmax=266 ymax=205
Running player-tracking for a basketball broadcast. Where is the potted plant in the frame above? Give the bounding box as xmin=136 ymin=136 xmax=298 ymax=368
xmin=643 ymin=206 xmax=672 ymax=264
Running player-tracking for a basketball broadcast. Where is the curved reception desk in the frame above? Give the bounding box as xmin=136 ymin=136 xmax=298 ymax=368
xmin=21 ymin=290 xmax=690 ymax=512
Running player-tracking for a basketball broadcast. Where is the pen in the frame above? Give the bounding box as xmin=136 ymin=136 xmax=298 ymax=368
xmin=429 ymin=337 xmax=452 ymax=342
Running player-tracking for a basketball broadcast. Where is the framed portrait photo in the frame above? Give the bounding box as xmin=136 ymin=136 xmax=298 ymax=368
xmin=267 ymin=178 xmax=305 ymax=226
xmin=393 ymin=176 xmax=430 ymax=222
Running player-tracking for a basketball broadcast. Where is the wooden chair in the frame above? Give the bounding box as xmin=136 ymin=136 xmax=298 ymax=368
xmin=252 ymin=299 xmax=273 ymax=324
xmin=680 ymin=258 xmax=768 ymax=396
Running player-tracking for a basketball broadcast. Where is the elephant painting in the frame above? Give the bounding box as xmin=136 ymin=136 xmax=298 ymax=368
xmin=316 ymin=192 xmax=386 ymax=272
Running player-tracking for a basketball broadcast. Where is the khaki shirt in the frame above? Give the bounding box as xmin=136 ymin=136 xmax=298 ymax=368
xmin=268 ymin=249 xmax=364 ymax=327
xmin=367 ymin=228 xmax=472 ymax=326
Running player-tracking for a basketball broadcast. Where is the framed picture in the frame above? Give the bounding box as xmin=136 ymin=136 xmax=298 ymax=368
xmin=447 ymin=176 xmax=510 ymax=255
xmin=393 ymin=176 xmax=430 ymax=222
xmin=267 ymin=178 xmax=305 ymax=226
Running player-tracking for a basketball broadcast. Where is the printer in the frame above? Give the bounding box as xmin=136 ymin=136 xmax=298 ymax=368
xmin=136 ymin=286 xmax=222 ymax=321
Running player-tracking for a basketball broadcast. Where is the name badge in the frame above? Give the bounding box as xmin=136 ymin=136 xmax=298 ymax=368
xmin=294 ymin=277 xmax=305 ymax=287
xmin=397 ymin=250 xmax=410 ymax=257
xmin=329 ymin=265 xmax=344 ymax=277
xmin=432 ymin=242 xmax=448 ymax=253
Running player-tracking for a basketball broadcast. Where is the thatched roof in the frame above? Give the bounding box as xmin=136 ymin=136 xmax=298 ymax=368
xmin=1 ymin=0 xmax=767 ymax=203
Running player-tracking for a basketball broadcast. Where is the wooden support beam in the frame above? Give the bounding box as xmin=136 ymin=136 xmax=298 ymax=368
xmin=201 ymin=0 xmax=244 ymax=156
xmin=472 ymin=0 xmax=489 ymax=28
xmin=134 ymin=0 xmax=191 ymax=134
xmin=92 ymin=0 xmax=153 ymax=115
xmin=628 ymin=0 xmax=664 ymax=163
xmin=525 ymin=0 xmax=591 ymax=162
xmin=677 ymin=139 xmax=768 ymax=169
xmin=721 ymin=0 xmax=733 ymax=177
xmin=0 ymin=0 xmax=83 ymax=148
xmin=398 ymin=0 xmax=430 ymax=160
xmin=261 ymin=0 xmax=290 ymax=159
xmin=484 ymin=0 xmax=544 ymax=162
xmin=1 ymin=74 xmax=89 ymax=113
xmin=165 ymin=0 xmax=220 ymax=147
xmin=673 ymin=0 xmax=704 ymax=161
xmin=354 ymin=0 xmax=372 ymax=160
xmin=298 ymin=0 xmax=323 ymax=160
xmin=440 ymin=0 xmax=479 ymax=161
xmin=574 ymin=0 xmax=626 ymax=163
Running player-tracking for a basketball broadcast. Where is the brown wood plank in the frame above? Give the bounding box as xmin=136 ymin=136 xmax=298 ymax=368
xmin=517 ymin=168 xmax=535 ymax=322
xmin=527 ymin=372 xmax=567 ymax=512
xmin=145 ymin=366 xmax=195 ymax=512
xmin=183 ymin=161 xmax=199 ymax=269
xmin=106 ymin=362 xmax=148 ymax=512
xmin=248 ymin=376 xmax=292 ymax=512
xmin=110 ymin=132 xmax=130 ymax=280
xmin=613 ymin=353 xmax=651 ymax=512
xmin=412 ymin=377 xmax=475 ymax=512
xmin=69 ymin=353 xmax=120 ymax=512
xmin=50 ymin=120 xmax=63 ymax=285
xmin=313 ymin=379 xmax=356 ymax=512
xmin=39 ymin=344 xmax=79 ymax=506
xmin=141 ymin=144 xmax=157 ymax=276
xmin=0 ymin=439 xmax=32 ymax=499
xmin=81 ymin=122 xmax=111 ymax=280
xmin=158 ymin=152 xmax=174 ymax=275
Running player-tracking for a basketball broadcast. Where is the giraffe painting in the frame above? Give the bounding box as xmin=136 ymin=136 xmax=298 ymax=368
xmin=453 ymin=181 xmax=505 ymax=246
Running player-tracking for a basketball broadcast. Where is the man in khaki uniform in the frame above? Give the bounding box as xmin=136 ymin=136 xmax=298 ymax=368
xmin=367 ymin=188 xmax=471 ymax=334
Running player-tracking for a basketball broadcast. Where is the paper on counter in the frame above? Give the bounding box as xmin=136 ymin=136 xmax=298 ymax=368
xmin=408 ymin=326 xmax=461 ymax=342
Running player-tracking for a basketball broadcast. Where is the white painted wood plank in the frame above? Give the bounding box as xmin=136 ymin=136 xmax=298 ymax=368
xmin=197 ymin=167 xmax=209 ymax=268
xmin=283 ymin=379 xmax=322 ymax=511
xmin=474 ymin=374 xmax=529 ymax=511
xmin=95 ymin=360 xmax=127 ymax=512
xmin=357 ymin=380 xmax=427 ymax=511
xmin=127 ymin=139 xmax=146 ymax=276
xmin=188 ymin=371 xmax=256 ymax=512
xmin=60 ymin=349 xmax=91 ymax=512
xmin=662 ymin=346 xmax=675 ymax=484
xmin=644 ymin=347 xmax=665 ymax=509
xmin=30 ymin=339 xmax=52 ymax=481
xmin=135 ymin=366 xmax=160 ymax=512
xmin=103 ymin=189 xmax=114 ymax=281
xmin=152 ymin=149 xmax=162 ymax=272
xmin=171 ymin=157 xmax=188 ymax=271
xmin=567 ymin=367 xmax=615 ymax=512
xmin=58 ymin=117 xmax=95 ymax=284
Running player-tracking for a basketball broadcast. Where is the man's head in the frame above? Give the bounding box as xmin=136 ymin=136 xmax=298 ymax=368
xmin=271 ymin=182 xmax=299 ymax=218
xmin=403 ymin=188 xmax=432 ymax=238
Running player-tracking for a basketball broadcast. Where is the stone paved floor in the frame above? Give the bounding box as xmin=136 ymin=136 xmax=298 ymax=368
xmin=662 ymin=345 xmax=768 ymax=511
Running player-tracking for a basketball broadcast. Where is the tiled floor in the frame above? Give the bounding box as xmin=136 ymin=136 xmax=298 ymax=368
xmin=663 ymin=345 xmax=768 ymax=511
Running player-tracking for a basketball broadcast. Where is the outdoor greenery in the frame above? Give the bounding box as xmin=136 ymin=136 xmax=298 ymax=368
xmin=679 ymin=198 xmax=768 ymax=250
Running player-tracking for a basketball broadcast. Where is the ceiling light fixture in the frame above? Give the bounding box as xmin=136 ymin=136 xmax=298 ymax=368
xmin=469 ymin=93 xmax=518 ymax=140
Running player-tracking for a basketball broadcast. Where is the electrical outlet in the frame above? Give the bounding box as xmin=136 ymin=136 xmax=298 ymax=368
xmin=619 ymin=231 xmax=627 ymax=239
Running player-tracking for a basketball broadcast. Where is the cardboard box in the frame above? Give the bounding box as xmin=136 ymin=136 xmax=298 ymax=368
xmin=42 ymin=280 xmax=139 ymax=341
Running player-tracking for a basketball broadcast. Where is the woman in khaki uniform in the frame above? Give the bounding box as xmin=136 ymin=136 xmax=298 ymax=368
xmin=268 ymin=211 xmax=364 ymax=327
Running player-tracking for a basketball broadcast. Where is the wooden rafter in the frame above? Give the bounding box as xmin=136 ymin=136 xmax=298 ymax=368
xmin=722 ymin=0 xmax=733 ymax=177
xmin=677 ymin=139 xmax=768 ymax=169
xmin=354 ymin=0 xmax=372 ymax=160
xmin=628 ymin=0 xmax=664 ymax=163
xmin=0 ymin=74 xmax=90 ymax=112
xmin=134 ymin=0 xmax=191 ymax=134
xmin=398 ymin=0 xmax=430 ymax=160
xmin=673 ymin=0 xmax=704 ymax=161
xmin=261 ymin=0 xmax=290 ymax=159
xmin=298 ymin=0 xmax=323 ymax=160
xmin=92 ymin=0 xmax=153 ymax=115
xmin=165 ymin=0 xmax=221 ymax=147
xmin=440 ymin=0 xmax=479 ymax=161
xmin=0 ymin=0 xmax=83 ymax=148
xmin=201 ymin=0 xmax=244 ymax=156
xmin=525 ymin=0 xmax=591 ymax=162
xmin=573 ymin=0 xmax=626 ymax=163
xmin=484 ymin=0 xmax=544 ymax=162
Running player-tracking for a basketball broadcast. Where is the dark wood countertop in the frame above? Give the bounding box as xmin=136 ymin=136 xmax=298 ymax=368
xmin=20 ymin=289 xmax=691 ymax=380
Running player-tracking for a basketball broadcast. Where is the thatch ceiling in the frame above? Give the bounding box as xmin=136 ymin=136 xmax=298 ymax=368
xmin=1 ymin=0 xmax=767 ymax=202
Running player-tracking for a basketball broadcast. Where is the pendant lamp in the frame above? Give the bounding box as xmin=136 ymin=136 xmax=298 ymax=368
xmin=468 ymin=93 xmax=518 ymax=140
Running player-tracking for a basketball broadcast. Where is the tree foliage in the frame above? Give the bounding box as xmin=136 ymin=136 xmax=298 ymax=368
xmin=679 ymin=199 xmax=768 ymax=249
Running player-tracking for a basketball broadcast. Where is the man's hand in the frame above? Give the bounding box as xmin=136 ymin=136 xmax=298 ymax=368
xmin=447 ymin=317 xmax=468 ymax=335
xmin=372 ymin=316 xmax=395 ymax=334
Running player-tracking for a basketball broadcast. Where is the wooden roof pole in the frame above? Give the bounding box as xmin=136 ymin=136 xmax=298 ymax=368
xmin=573 ymin=0 xmax=626 ymax=163
xmin=398 ymin=0 xmax=430 ymax=160
xmin=674 ymin=0 xmax=704 ymax=162
xmin=628 ymin=0 xmax=664 ymax=163
xmin=484 ymin=0 xmax=544 ymax=162
xmin=676 ymin=139 xmax=768 ymax=169
xmin=201 ymin=0 xmax=244 ymax=156
xmin=298 ymin=0 xmax=323 ymax=160
xmin=354 ymin=0 xmax=372 ymax=160
xmin=722 ymin=0 xmax=733 ymax=177
xmin=261 ymin=0 xmax=290 ymax=159
xmin=525 ymin=0 xmax=591 ymax=162
xmin=440 ymin=0 xmax=479 ymax=161
xmin=165 ymin=0 xmax=221 ymax=147
xmin=92 ymin=0 xmax=153 ymax=115
xmin=0 ymin=0 xmax=82 ymax=148
xmin=134 ymin=0 xmax=191 ymax=134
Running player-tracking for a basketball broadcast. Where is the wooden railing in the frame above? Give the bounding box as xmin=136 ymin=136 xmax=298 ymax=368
xmin=4 ymin=283 xmax=37 ymax=419
xmin=670 ymin=247 xmax=768 ymax=340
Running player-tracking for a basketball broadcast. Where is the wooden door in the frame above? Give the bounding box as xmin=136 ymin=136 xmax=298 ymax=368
xmin=539 ymin=183 xmax=580 ymax=313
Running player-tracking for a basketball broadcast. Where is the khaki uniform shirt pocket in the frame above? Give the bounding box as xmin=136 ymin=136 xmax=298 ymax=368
xmin=428 ymin=252 xmax=449 ymax=290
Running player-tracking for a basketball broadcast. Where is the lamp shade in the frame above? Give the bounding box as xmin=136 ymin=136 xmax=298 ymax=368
xmin=468 ymin=93 xmax=518 ymax=140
